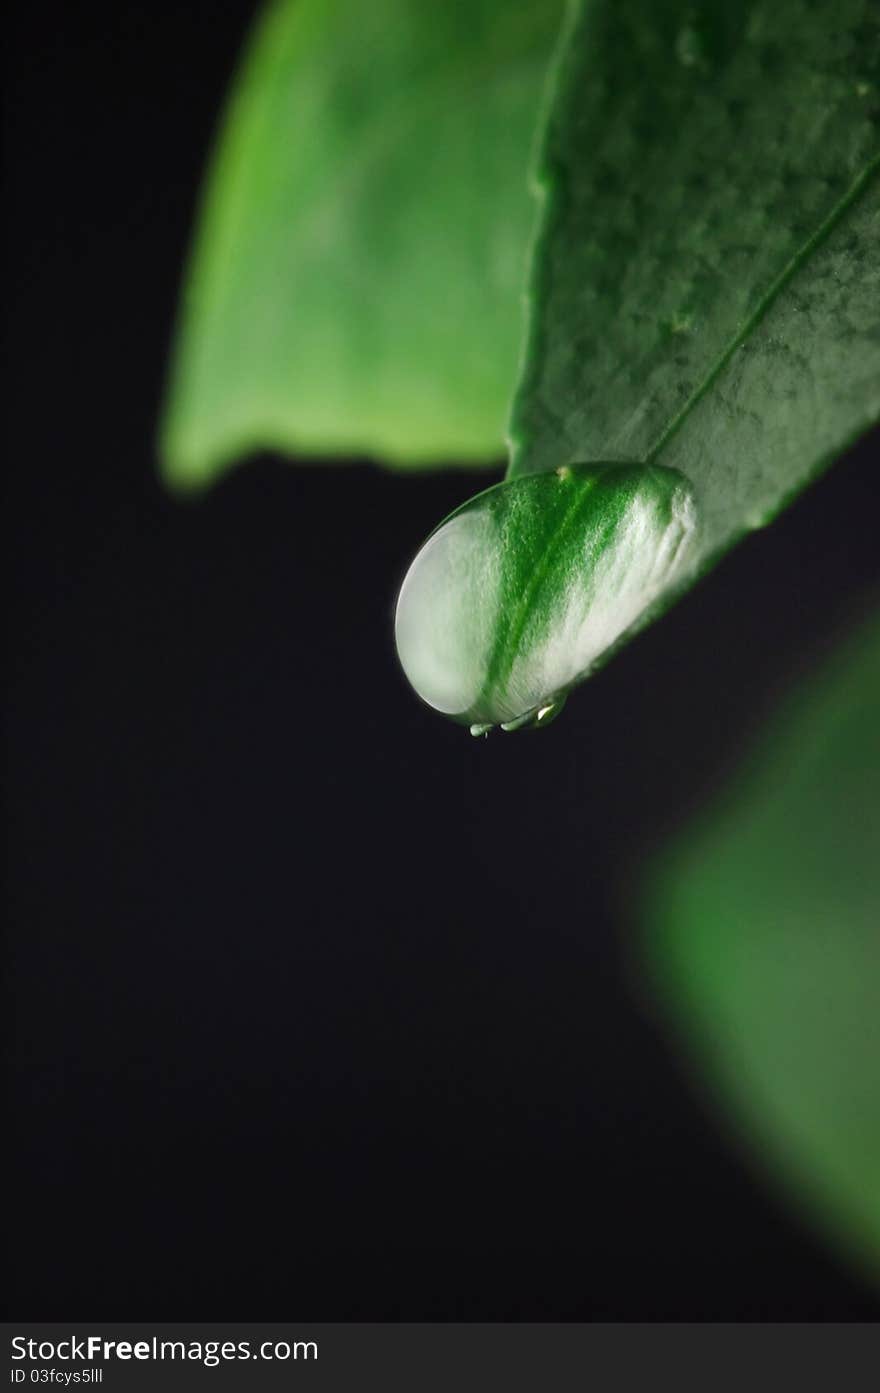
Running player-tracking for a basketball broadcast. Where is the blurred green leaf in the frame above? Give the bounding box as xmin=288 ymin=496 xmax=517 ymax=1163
xmin=645 ymin=613 xmax=880 ymax=1280
xmin=161 ymin=0 xmax=563 ymax=489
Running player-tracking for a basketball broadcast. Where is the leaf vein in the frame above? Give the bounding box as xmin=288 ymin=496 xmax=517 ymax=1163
xmin=644 ymin=153 xmax=880 ymax=467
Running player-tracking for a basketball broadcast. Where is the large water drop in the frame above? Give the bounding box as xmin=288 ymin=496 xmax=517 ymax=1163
xmin=395 ymin=463 xmax=698 ymax=732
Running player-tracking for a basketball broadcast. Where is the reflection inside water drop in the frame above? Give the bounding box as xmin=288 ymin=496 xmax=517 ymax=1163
xmin=395 ymin=463 xmax=699 ymax=734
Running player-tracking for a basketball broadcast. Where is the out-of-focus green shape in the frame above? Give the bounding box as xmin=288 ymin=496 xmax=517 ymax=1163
xmin=645 ymin=613 xmax=880 ymax=1281
xmin=161 ymin=0 xmax=563 ymax=489
xmin=509 ymin=0 xmax=880 ymax=572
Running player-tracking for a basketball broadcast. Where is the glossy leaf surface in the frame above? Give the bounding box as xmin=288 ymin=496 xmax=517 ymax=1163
xmin=161 ymin=0 xmax=562 ymax=488
xmin=645 ymin=614 xmax=880 ymax=1280
xmin=509 ymin=0 xmax=880 ymax=559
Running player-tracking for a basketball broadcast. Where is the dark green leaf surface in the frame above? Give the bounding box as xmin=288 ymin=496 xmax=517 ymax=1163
xmin=509 ymin=0 xmax=880 ymax=569
xmin=161 ymin=0 xmax=562 ymax=489
xmin=645 ymin=613 xmax=880 ymax=1280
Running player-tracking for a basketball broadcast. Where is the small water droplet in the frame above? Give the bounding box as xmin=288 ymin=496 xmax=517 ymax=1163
xmin=500 ymin=695 xmax=567 ymax=733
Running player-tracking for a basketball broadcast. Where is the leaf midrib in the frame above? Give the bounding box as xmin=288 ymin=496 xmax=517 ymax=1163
xmin=643 ymin=154 xmax=880 ymax=469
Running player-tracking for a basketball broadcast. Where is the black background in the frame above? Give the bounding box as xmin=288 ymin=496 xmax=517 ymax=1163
xmin=5 ymin=1 xmax=880 ymax=1319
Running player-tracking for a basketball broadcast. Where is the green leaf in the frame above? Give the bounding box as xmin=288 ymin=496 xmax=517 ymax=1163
xmin=509 ymin=0 xmax=880 ymax=559
xmin=396 ymin=0 xmax=879 ymax=730
xmin=160 ymin=0 xmax=563 ymax=489
xmin=395 ymin=461 xmax=697 ymax=732
xmin=643 ymin=613 xmax=880 ymax=1281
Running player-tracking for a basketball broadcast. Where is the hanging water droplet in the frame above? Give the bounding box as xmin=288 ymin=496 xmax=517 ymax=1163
xmin=500 ymin=694 xmax=567 ymax=732
xmin=395 ymin=462 xmax=699 ymax=732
